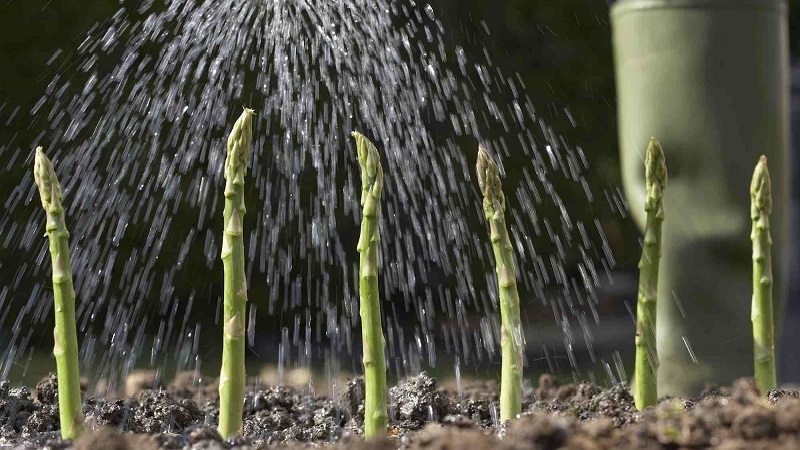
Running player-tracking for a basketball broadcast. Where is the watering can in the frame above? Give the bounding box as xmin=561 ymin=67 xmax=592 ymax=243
xmin=611 ymin=0 xmax=789 ymax=396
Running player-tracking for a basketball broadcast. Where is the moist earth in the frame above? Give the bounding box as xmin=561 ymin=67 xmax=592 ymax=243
xmin=1 ymin=371 xmax=799 ymax=449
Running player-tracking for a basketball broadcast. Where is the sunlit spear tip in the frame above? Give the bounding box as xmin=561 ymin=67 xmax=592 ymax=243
xmin=34 ymin=146 xmax=51 ymax=176
xmin=476 ymin=144 xmax=502 ymax=202
xmin=33 ymin=146 xmax=62 ymax=210
xmin=645 ymin=137 xmax=667 ymax=188
xmin=751 ymin=155 xmax=771 ymax=215
xmin=351 ymin=131 xmax=381 ymax=182
xmin=225 ymin=108 xmax=255 ymax=181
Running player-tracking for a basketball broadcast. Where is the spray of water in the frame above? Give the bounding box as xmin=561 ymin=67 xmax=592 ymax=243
xmin=0 ymin=0 xmax=624 ymax=398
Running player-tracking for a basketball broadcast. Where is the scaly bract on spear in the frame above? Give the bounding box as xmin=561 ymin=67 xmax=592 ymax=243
xmin=476 ymin=145 xmax=522 ymax=422
xmin=33 ymin=147 xmax=86 ymax=440
xmin=218 ymin=108 xmax=254 ymax=439
xmin=751 ymin=155 xmax=776 ymax=396
xmin=352 ymin=131 xmax=388 ymax=438
xmin=634 ymin=137 xmax=667 ymax=410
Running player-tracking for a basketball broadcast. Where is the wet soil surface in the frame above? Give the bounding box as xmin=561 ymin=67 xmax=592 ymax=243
xmin=2 ymin=371 xmax=800 ymax=449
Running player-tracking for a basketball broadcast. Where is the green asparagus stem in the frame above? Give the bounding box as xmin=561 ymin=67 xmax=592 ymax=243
xmin=476 ymin=145 xmax=522 ymax=423
xmin=751 ymin=155 xmax=776 ymax=396
xmin=218 ymin=108 xmax=254 ymax=439
xmin=634 ymin=137 xmax=667 ymax=410
xmin=33 ymin=147 xmax=86 ymax=440
xmin=352 ymin=131 xmax=388 ymax=438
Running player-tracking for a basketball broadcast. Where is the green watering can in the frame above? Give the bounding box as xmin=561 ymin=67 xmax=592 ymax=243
xmin=611 ymin=0 xmax=789 ymax=396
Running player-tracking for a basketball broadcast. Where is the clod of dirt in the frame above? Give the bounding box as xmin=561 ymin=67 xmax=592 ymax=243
xmin=90 ymin=398 xmax=137 ymax=430
xmin=150 ymin=431 xmax=189 ymax=449
xmin=699 ymin=383 xmax=724 ymax=400
xmin=582 ymin=417 xmax=614 ymax=439
xmin=0 ymin=382 xmax=37 ymax=435
xmin=72 ymin=426 xmax=158 ymax=450
xmin=559 ymin=435 xmax=603 ymax=450
xmin=767 ymin=388 xmax=800 ymax=405
xmin=648 ymin=399 xmax=714 ymax=448
xmin=241 ymin=386 xmax=344 ymax=443
xmin=389 ymin=372 xmax=452 ymax=430
xmin=333 ymin=434 xmax=396 ymax=450
xmin=451 ymin=397 xmax=494 ymax=428
xmin=775 ymin=398 xmax=800 ymax=432
xmin=732 ymin=405 xmax=777 ymax=440
xmin=535 ymin=374 xmax=557 ymax=403
xmin=729 ymin=378 xmax=760 ymax=405
xmin=409 ymin=423 xmax=496 ymax=450
xmin=342 ymin=377 xmax=366 ymax=425
xmin=449 ymin=380 xmax=501 ymax=428
xmin=20 ymin=403 xmax=59 ymax=436
xmin=184 ymin=423 xmax=223 ymax=444
xmin=10 ymin=432 xmax=68 ymax=450
xmin=713 ymin=440 xmax=753 ymax=450
xmin=554 ymin=384 xmax=577 ymax=402
xmin=584 ymin=383 xmax=637 ymax=426
xmin=440 ymin=414 xmax=476 ymax=429
xmin=530 ymin=377 xmax=614 ymax=423
xmin=35 ymin=373 xmax=58 ymax=405
xmin=189 ymin=440 xmax=227 ymax=450
xmin=133 ymin=389 xmax=203 ymax=434
xmin=503 ymin=412 xmax=570 ymax=450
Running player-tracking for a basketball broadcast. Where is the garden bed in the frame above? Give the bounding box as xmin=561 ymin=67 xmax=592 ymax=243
xmin=2 ymin=371 xmax=798 ymax=449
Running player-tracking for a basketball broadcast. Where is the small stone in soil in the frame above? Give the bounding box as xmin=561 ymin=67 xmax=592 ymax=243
xmin=35 ymin=374 xmax=58 ymax=405
xmin=389 ymin=372 xmax=451 ymax=430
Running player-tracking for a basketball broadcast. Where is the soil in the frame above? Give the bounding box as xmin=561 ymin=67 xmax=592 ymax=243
xmin=2 ymin=371 xmax=799 ymax=449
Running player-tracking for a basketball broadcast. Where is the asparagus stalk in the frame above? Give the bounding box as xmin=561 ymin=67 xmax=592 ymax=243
xmin=33 ymin=147 xmax=86 ymax=440
xmin=476 ymin=145 xmax=522 ymax=422
xmin=352 ymin=131 xmax=388 ymax=438
xmin=634 ymin=137 xmax=667 ymax=410
xmin=751 ymin=155 xmax=776 ymax=395
xmin=218 ymin=108 xmax=254 ymax=439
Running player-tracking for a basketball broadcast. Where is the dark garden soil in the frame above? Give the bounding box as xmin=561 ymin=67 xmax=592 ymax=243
xmin=2 ymin=371 xmax=800 ymax=450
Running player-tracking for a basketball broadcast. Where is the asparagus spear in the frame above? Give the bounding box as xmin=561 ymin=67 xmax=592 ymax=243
xmin=218 ymin=108 xmax=254 ymax=439
xmin=634 ymin=137 xmax=667 ymax=410
xmin=751 ymin=155 xmax=776 ymax=395
xmin=476 ymin=145 xmax=522 ymax=422
xmin=33 ymin=147 xmax=86 ymax=440
xmin=352 ymin=131 xmax=388 ymax=438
